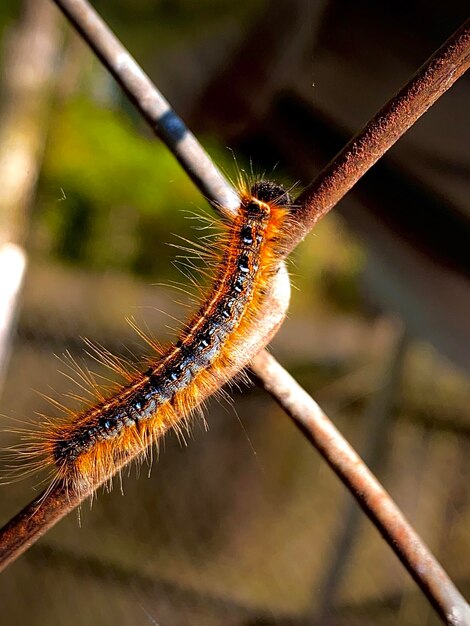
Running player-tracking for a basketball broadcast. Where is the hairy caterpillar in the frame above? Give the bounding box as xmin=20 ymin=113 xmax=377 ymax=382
xmin=6 ymin=179 xmax=294 ymax=497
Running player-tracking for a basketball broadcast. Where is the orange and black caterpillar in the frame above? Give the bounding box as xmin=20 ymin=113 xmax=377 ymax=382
xmin=13 ymin=179 xmax=294 ymax=495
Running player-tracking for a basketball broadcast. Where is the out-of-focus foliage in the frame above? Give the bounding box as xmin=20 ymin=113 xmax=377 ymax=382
xmin=1 ymin=4 xmax=469 ymax=626
xmin=93 ymin=0 xmax=264 ymax=55
xmin=0 ymin=0 xmax=364 ymax=309
xmin=0 ymin=0 xmax=17 ymax=28
xmin=34 ymin=97 xmax=363 ymax=311
xmin=35 ymin=98 xmax=230 ymax=277
xmin=0 ymin=0 xmax=19 ymax=60
xmin=293 ymin=218 xmax=365 ymax=314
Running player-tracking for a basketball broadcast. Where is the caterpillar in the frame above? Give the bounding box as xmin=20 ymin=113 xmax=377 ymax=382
xmin=7 ymin=178 xmax=294 ymax=498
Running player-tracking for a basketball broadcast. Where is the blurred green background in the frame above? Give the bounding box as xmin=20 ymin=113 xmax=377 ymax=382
xmin=0 ymin=1 xmax=468 ymax=625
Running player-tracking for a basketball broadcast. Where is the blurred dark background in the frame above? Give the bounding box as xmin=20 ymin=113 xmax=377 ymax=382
xmin=0 ymin=1 xmax=469 ymax=625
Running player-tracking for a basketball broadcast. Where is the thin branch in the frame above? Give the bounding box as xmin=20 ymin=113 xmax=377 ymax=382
xmin=0 ymin=3 xmax=469 ymax=623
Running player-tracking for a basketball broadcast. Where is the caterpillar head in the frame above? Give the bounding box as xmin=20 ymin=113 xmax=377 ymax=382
xmin=250 ymin=180 xmax=292 ymax=207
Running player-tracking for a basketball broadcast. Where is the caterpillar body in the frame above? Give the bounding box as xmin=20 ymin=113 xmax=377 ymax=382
xmin=10 ymin=179 xmax=293 ymax=496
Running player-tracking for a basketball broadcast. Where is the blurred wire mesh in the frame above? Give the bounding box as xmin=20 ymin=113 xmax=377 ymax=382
xmin=0 ymin=1 xmax=469 ymax=625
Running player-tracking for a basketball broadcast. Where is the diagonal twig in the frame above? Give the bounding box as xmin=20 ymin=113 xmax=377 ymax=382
xmin=0 ymin=2 xmax=469 ymax=623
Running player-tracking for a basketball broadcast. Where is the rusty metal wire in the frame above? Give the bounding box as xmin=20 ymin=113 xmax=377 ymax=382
xmin=287 ymin=18 xmax=470 ymax=256
xmin=0 ymin=262 xmax=291 ymax=570
xmin=0 ymin=1 xmax=469 ymax=623
xmin=251 ymin=350 xmax=470 ymax=626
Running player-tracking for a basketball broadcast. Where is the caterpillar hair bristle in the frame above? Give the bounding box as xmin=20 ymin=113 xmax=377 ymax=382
xmin=1 ymin=176 xmax=295 ymax=501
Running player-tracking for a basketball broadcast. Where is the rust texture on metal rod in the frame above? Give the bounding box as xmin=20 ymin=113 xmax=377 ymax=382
xmin=0 ymin=2 xmax=468 ymax=622
xmin=51 ymin=0 xmax=239 ymax=218
xmin=250 ymin=351 xmax=470 ymax=626
xmin=0 ymin=265 xmax=290 ymax=571
xmin=287 ymin=18 xmax=470 ymax=254
xmin=0 ymin=484 xmax=80 ymax=571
